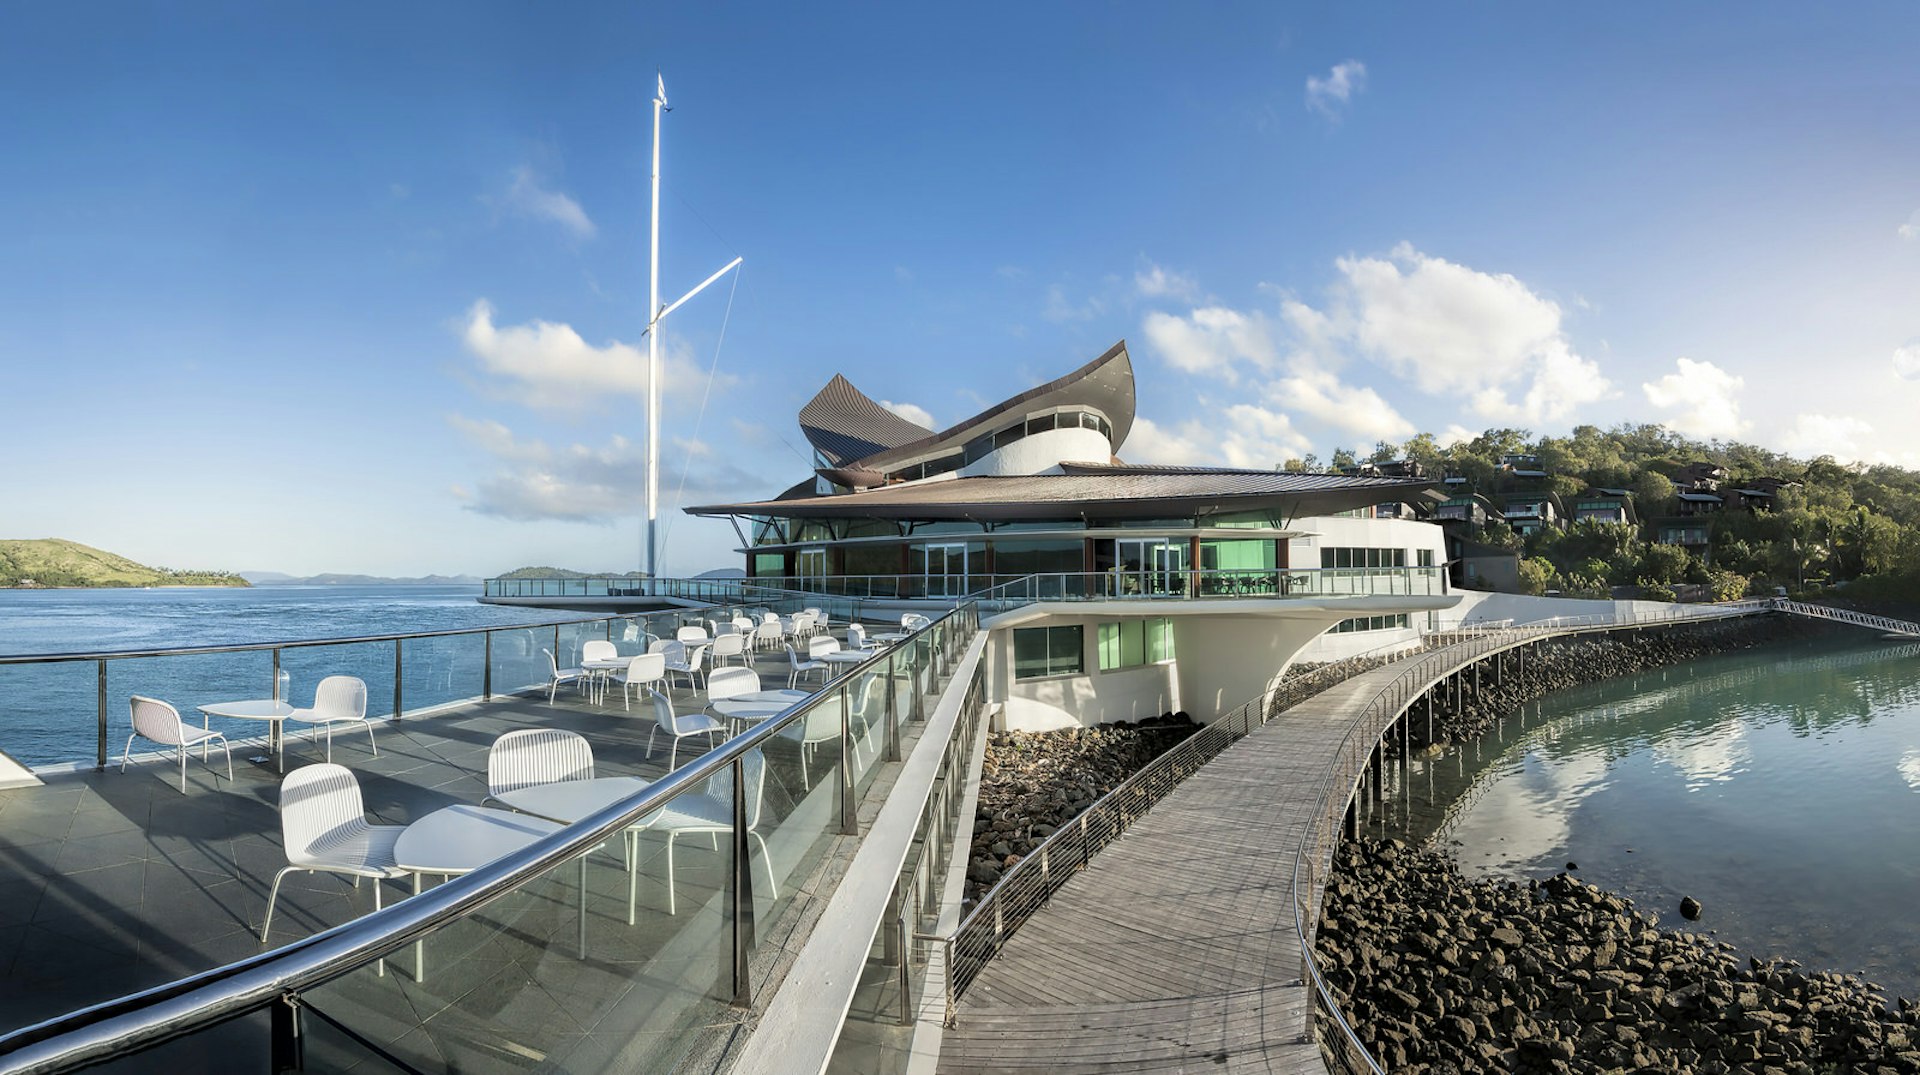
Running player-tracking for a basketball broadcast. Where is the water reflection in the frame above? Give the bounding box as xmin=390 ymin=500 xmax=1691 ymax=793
xmin=1387 ymin=637 xmax=1920 ymax=999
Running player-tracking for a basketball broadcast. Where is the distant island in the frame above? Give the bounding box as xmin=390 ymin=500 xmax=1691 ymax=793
xmin=0 ymin=539 xmax=248 ymax=589
xmin=240 ymin=571 xmax=483 ymax=587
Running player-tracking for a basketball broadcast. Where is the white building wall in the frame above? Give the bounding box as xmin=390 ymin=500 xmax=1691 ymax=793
xmin=1284 ymin=515 xmax=1448 ymax=663
xmin=960 ymin=426 xmax=1111 ymax=477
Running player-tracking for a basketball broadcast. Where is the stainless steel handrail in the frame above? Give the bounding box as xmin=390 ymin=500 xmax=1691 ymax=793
xmin=0 ymin=613 xmax=627 ymax=665
xmin=0 ymin=603 xmax=981 ymax=1072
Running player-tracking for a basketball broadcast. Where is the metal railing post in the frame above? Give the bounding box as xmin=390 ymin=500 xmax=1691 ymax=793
xmin=482 ymin=632 xmax=493 ymax=701
xmin=728 ymin=755 xmax=757 ymax=1007
xmin=392 ymin=640 xmax=404 ymax=720
xmin=885 ymin=652 xmax=902 ymax=763
xmin=270 ymin=993 xmax=303 ymax=1073
xmin=840 ymin=684 xmax=859 ymax=836
xmin=95 ymin=659 xmax=108 ymax=770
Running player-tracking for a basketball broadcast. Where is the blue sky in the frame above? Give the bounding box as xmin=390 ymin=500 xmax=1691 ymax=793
xmin=3 ymin=3 xmax=1918 ymax=576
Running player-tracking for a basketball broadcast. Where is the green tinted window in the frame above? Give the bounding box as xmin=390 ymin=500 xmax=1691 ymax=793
xmin=1013 ymin=626 xmax=1083 ymax=679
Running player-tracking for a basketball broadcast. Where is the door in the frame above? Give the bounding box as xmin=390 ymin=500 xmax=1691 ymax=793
xmin=796 ymin=548 xmax=828 ymax=590
xmin=921 ymin=543 xmax=969 ymax=598
xmin=1116 ymin=539 xmax=1189 ymax=596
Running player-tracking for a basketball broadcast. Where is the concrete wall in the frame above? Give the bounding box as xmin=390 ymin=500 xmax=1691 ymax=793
xmin=960 ymin=426 xmax=1111 ymax=478
xmin=999 ymin=621 xmax=1182 ymax=731
xmin=1289 ymin=515 xmax=1449 ymax=569
xmin=1441 ymin=590 xmax=1677 ymax=627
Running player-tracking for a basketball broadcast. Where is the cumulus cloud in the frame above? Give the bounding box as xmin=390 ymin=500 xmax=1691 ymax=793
xmin=501 ymin=166 xmax=595 ymax=239
xmin=1305 ymin=60 xmax=1367 ymax=120
xmin=1141 ymin=306 xmax=1277 ymax=380
xmin=1318 ymin=243 xmax=1611 ymax=424
xmin=878 ymin=400 xmax=936 ymax=429
xmin=1640 ymin=358 xmax=1747 ymax=439
xmin=1135 ymin=262 xmax=1200 ymax=302
xmin=1123 ymin=409 xmax=1310 ymax=470
xmin=1780 ymin=413 xmax=1874 ymax=461
xmin=1893 ymin=340 xmax=1920 ymax=381
xmin=1899 ymin=210 xmax=1920 ymax=242
xmin=1273 ymin=366 xmax=1415 ymax=443
xmin=450 ymin=416 xmax=761 ymax=523
xmin=458 ymin=300 xmax=728 ymax=414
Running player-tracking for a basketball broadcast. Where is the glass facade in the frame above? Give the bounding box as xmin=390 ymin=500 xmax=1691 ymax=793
xmin=1320 ymin=547 xmax=1408 ymax=569
xmin=1013 ymin=625 xmax=1084 ymax=679
xmin=1331 ymin=613 xmax=1411 ymax=634
xmin=1200 ymin=538 xmax=1276 ymax=572
xmin=1096 ymin=618 xmax=1176 ymax=671
xmin=992 ymin=539 xmax=1084 ymax=576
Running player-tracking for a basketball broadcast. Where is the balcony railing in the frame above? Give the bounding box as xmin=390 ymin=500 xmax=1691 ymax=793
xmin=0 ymin=603 xmax=986 ymax=1073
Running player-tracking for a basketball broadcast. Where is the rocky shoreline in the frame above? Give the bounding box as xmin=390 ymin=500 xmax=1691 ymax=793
xmin=1318 ymin=840 xmax=1920 ymax=1074
xmin=964 ymin=713 xmax=1198 ymax=901
xmin=1405 ymin=615 xmax=1837 ymax=750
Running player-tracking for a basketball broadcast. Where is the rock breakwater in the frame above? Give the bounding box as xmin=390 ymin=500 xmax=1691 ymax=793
xmin=1411 ymin=616 xmax=1834 ymax=749
xmin=1318 ymin=840 xmax=1920 ymax=1074
xmin=965 ymin=713 xmax=1198 ymax=901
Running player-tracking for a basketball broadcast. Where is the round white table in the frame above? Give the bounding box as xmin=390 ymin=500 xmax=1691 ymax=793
xmin=197 ymin=699 xmax=296 ymax=773
xmin=395 ymin=804 xmax=576 ymax=978
xmin=581 ymin=657 xmax=630 ymax=704
xmin=710 ymin=689 xmax=809 ymax=733
xmin=497 ymin=776 xmax=655 ymax=924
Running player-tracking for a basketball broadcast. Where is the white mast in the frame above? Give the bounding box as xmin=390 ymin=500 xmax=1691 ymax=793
xmin=645 ymin=72 xmax=743 ymax=579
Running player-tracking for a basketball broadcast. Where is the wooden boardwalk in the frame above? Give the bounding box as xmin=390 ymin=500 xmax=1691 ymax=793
xmin=937 ymin=665 xmax=1413 ymax=1074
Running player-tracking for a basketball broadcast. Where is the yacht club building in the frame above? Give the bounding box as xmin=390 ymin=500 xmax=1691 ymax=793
xmin=689 ymin=342 xmax=1459 ymax=729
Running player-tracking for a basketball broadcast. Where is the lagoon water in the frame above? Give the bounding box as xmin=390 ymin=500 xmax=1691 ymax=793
xmin=0 ymin=585 xmax=597 ymax=767
xmin=1383 ymin=636 xmax=1920 ymax=999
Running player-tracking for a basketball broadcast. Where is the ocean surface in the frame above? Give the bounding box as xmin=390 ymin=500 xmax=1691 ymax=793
xmin=0 ymin=585 xmax=603 ymax=767
xmin=1380 ymin=636 xmax=1920 ymax=999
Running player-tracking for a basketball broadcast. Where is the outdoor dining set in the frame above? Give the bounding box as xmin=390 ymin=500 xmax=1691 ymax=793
xmin=114 ymin=606 xmax=931 ymax=976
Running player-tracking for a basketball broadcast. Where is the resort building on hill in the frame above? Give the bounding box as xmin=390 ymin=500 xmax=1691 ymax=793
xmin=688 ymin=341 xmax=1458 ymax=728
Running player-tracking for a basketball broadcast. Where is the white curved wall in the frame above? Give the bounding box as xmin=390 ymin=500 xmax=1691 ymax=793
xmin=960 ymin=426 xmax=1111 ymax=477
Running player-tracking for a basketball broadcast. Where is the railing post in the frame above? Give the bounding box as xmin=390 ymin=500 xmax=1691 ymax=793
xmin=885 ymin=653 xmax=902 ymax=763
xmin=392 ymin=640 xmax=404 ymax=720
xmin=840 ymin=683 xmax=859 ymax=836
xmin=482 ymin=631 xmax=493 ymax=701
xmin=95 ymin=659 xmax=108 ymax=771
xmin=270 ymin=993 xmax=304 ymax=1073
xmin=728 ymin=755 xmax=757 ymax=1007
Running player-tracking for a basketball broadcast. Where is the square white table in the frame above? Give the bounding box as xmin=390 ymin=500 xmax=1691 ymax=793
xmin=197 ymin=699 xmax=297 ymax=773
xmin=394 ymin=804 xmax=577 ymax=978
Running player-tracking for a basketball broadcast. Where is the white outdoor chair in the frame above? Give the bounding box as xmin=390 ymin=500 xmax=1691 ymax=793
xmin=731 ymin=615 xmax=756 ymax=637
xmin=704 ymin=666 xmax=763 ymax=718
xmin=676 ymin=625 xmax=709 ymax=644
xmin=785 ymin=698 xmax=864 ymax=790
xmin=262 ymin=763 xmax=407 ymax=943
xmin=581 ymin=639 xmax=618 ymax=663
xmin=641 ymin=748 xmax=777 ymax=914
xmin=620 ymin=623 xmax=642 ymax=644
xmin=845 ymin=623 xmax=874 ymax=652
xmin=544 ymin=648 xmax=587 ymax=703
xmin=287 ymin=675 xmax=375 ymax=762
xmin=487 ymin=728 xmax=593 ymax=800
xmin=786 ymin=643 xmax=828 ymax=690
xmin=808 ymin=635 xmax=841 ymax=658
xmin=122 ymin=695 xmax=232 ymax=794
xmin=901 ymin=613 xmax=931 ymax=632
xmin=611 ymin=653 xmax=667 ymax=711
xmin=665 ymin=643 xmax=708 ymax=692
xmin=709 ymin=632 xmax=749 ymax=670
xmin=753 ymin=620 xmax=784 ymax=653
xmin=647 ymin=689 xmax=723 ymax=770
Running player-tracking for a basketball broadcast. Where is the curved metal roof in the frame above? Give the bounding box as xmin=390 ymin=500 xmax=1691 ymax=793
xmin=837 ymin=341 xmax=1137 ymax=473
xmin=797 ymin=374 xmax=936 ymax=466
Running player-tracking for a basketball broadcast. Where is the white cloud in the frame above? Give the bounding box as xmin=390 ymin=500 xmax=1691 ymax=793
xmin=450 ymin=417 xmax=761 ymax=523
xmin=1898 ymin=210 xmax=1920 ymax=242
xmin=1141 ymin=306 xmax=1277 ymax=380
xmin=1135 ymin=262 xmax=1200 ymax=302
xmin=1319 ymin=243 xmax=1611 ymax=424
xmin=458 ymin=300 xmax=727 ymax=414
xmin=1893 ymin=340 xmax=1920 ymax=381
xmin=1122 ymin=409 xmax=1309 ymax=470
xmin=502 ymin=166 xmax=595 ymax=239
xmin=1271 ymin=366 xmax=1414 ymax=443
xmin=1780 ymin=413 xmax=1874 ymax=461
xmin=878 ymin=400 xmax=935 ymax=429
xmin=1640 ymin=357 xmax=1747 ymax=439
xmin=1042 ymin=284 xmax=1105 ymax=323
xmin=1305 ymin=60 xmax=1367 ymax=120
xmin=1439 ymin=425 xmax=1478 ymax=448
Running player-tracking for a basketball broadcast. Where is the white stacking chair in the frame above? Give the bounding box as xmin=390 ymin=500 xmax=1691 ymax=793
xmin=704 ymin=666 xmax=762 ymax=723
xmin=709 ymin=632 xmax=749 ymax=671
xmin=487 ymin=728 xmax=593 ymax=800
xmin=123 ymin=695 xmax=232 ymax=794
xmin=287 ymin=675 xmax=375 ymax=762
xmin=808 ymin=635 xmax=841 ymax=658
xmin=732 ymin=615 xmax=756 ymax=638
xmin=544 ymin=648 xmax=587 ymax=703
xmin=665 ymin=643 xmax=708 ymax=692
xmin=647 ymin=689 xmax=723 ymax=770
xmin=786 ymin=643 xmax=828 ymax=690
xmin=676 ymin=625 xmax=709 ymax=644
xmin=581 ymin=639 xmax=618 ymax=663
xmin=611 ymin=653 xmax=667 ymax=711
xmin=262 ymin=763 xmax=407 ymax=943
xmin=901 ymin=613 xmax=931 ymax=632
xmin=845 ymin=623 xmax=874 ymax=653
xmin=786 ymin=698 xmax=864 ymax=790
xmin=642 ymin=748 xmax=777 ymax=914
xmin=754 ymin=619 xmax=784 ymax=653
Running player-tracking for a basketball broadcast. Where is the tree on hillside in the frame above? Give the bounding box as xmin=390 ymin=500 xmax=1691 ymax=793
xmin=1330 ymin=447 xmax=1358 ymax=471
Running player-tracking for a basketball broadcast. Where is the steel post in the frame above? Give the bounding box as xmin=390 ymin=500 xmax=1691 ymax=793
xmin=95 ymin=659 xmax=108 ymax=770
xmin=839 ymin=684 xmax=859 ymax=836
xmin=727 ymin=755 xmax=757 ymax=1007
xmin=392 ymin=640 xmax=403 ymax=720
xmin=482 ymin=631 xmax=493 ymax=701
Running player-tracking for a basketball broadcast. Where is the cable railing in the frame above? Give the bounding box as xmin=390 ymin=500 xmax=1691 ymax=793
xmin=1288 ymin=600 xmax=1774 ymax=1073
xmin=0 ymin=604 xmax=984 ymax=1073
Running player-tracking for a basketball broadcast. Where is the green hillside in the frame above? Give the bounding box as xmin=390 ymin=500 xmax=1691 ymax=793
xmin=0 ymin=539 xmax=248 ymax=589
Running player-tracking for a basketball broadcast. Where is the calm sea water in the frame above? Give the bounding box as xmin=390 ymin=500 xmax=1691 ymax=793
xmin=1382 ymin=636 xmax=1920 ymax=999
xmin=0 ymin=586 xmax=602 ymax=767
